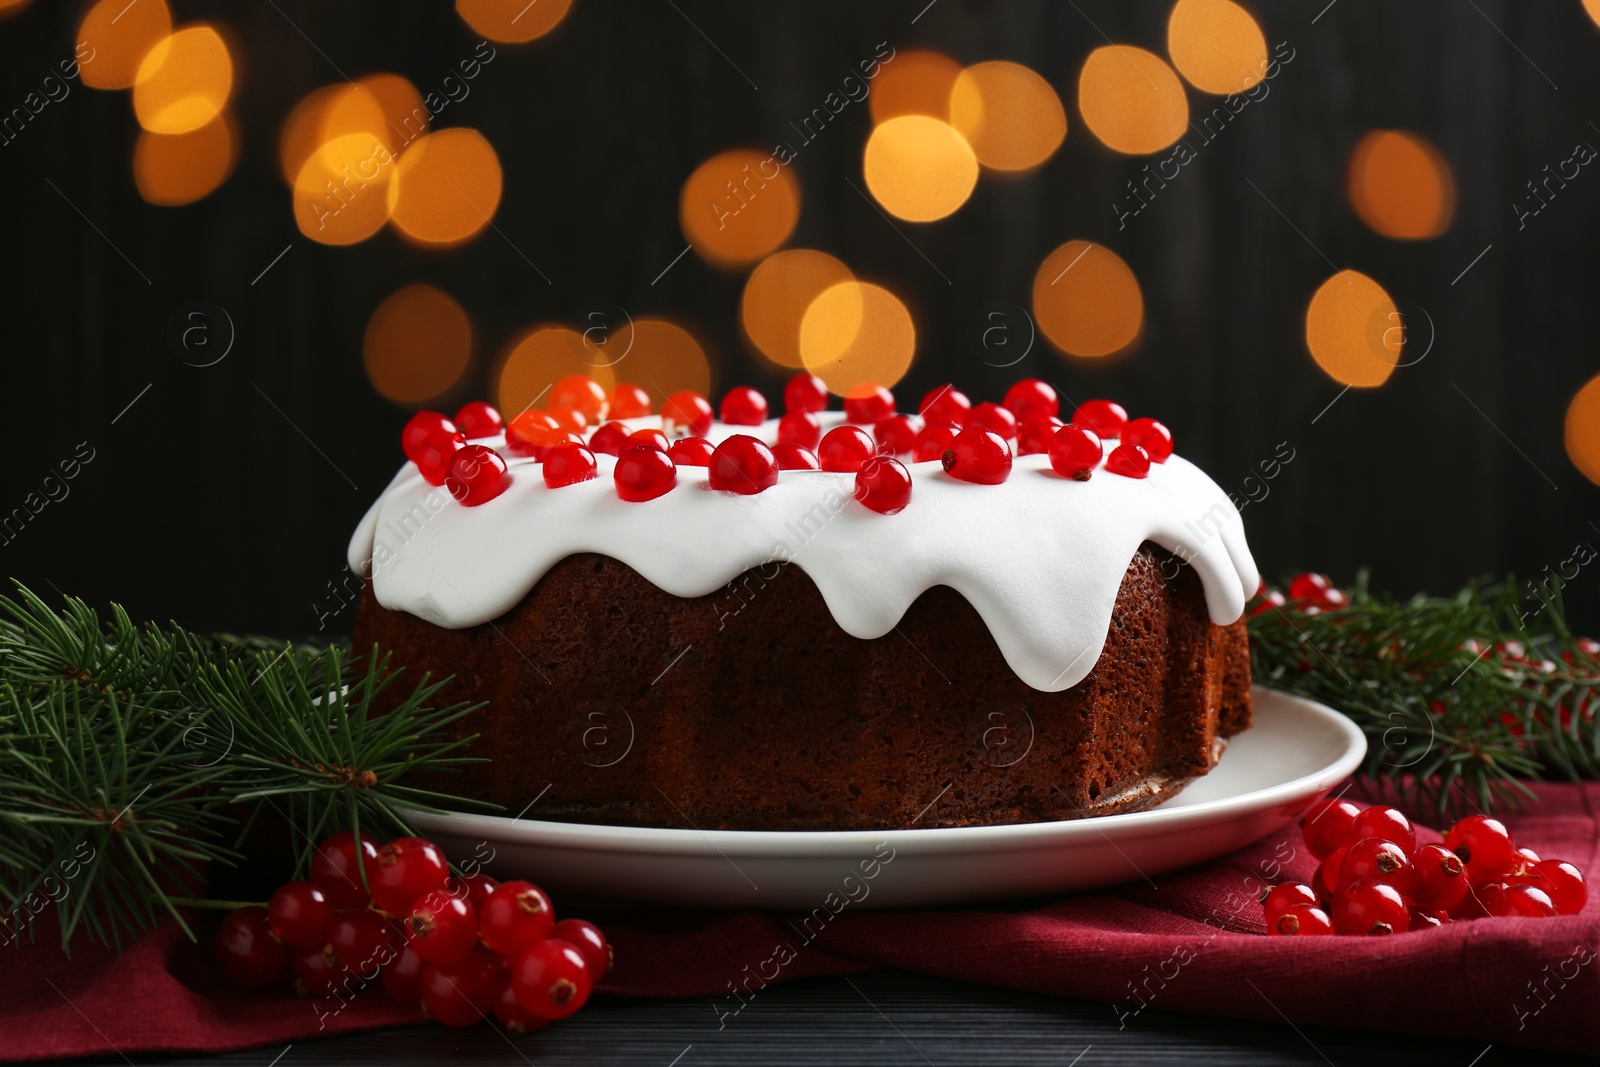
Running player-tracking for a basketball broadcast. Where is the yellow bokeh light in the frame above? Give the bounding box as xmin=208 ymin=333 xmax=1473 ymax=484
xmin=604 ymin=319 xmax=712 ymax=402
xmin=869 ymin=49 xmax=961 ymax=124
xmin=1304 ymin=270 xmax=1403 ymax=388
xmin=1347 ymin=130 xmax=1456 ymax=240
xmin=134 ymin=110 xmax=237 ymax=206
xmin=1032 ymin=240 xmax=1144 ymax=358
xmin=133 ymin=25 xmax=233 ymax=135
xmin=799 ymin=282 xmax=915 ymax=395
xmin=741 ymin=249 xmax=856 ymax=370
xmin=863 ymin=116 xmax=978 ymax=222
xmin=680 ymin=148 xmax=801 ymax=268
xmin=293 ymin=132 xmax=397 ymax=245
xmin=455 ymin=0 xmax=573 ymax=43
xmin=1565 ymin=374 xmax=1600 ymax=486
xmin=281 ymin=78 xmax=426 ymax=187
xmin=364 ymin=284 xmax=474 ymax=406
xmin=1078 ymin=45 xmax=1189 ymax=155
xmin=498 ymin=326 xmax=611 ymax=419
xmin=949 ymin=61 xmax=1066 ymax=172
xmin=1586 ymin=0 xmax=1600 ymax=29
xmin=387 ymin=127 xmax=503 ymax=247
xmin=1166 ymin=0 xmax=1268 ymax=95
xmin=78 ymin=0 xmax=171 ymax=90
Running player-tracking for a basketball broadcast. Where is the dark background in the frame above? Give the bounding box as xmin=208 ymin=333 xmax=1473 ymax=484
xmin=0 ymin=0 xmax=1596 ymax=639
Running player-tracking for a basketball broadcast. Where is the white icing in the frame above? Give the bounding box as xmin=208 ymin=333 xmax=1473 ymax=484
xmin=347 ymin=415 xmax=1259 ymax=692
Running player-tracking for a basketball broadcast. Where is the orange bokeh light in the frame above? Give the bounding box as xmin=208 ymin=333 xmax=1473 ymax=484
xmin=1565 ymin=373 xmax=1600 ymax=486
xmin=279 ymin=77 xmax=427 ymax=186
xmin=1586 ymin=0 xmax=1600 ymax=29
xmin=799 ymin=281 xmax=916 ymax=395
xmin=949 ymin=60 xmax=1066 ymax=172
xmin=455 ymin=0 xmax=573 ymax=43
xmin=1304 ymin=270 xmax=1403 ymax=388
xmin=741 ymin=249 xmax=856 ymax=370
xmin=364 ymin=284 xmax=474 ymax=406
xmin=1347 ymin=130 xmax=1456 ymax=240
xmin=1167 ymin=0 xmax=1269 ymax=95
xmin=1078 ymin=45 xmax=1188 ymax=155
xmin=1033 ymin=240 xmax=1144 ymax=358
xmin=133 ymin=24 xmax=233 ymax=135
xmin=387 ymin=127 xmax=503 ymax=247
xmin=604 ymin=319 xmax=713 ymax=402
xmin=78 ymin=0 xmax=171 ymax=90
xmin=134 ymin=110 xmax=237 ymax=205
xmin=292 ymin=131 xmax=398 ymax=245
xmin=868 ymin=49 xmax=961 ymax=125
xmin=863 ymin=115 xmax=978 ymax=222
xmin=498 ymin=326 xmax=613 ymax=420
xmin=0 ymin=0 xmax=32 ymax=18
xmin=680 ymin=148 xmax=801 ymax=269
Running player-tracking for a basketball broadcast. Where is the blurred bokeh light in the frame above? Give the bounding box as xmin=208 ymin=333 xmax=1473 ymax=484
xmin=364 ymin=284 xmax=474 ymax=406
xmin=77 ymin=0 xmax=171 ymax=90
xmin=949 ymin=60 xmax=1066 ymax=172
xmin=456 ymin=0 xmax=573 ymax=43
xmin=741 ymin=249 xmax=856 ymax=369
xmin=605 ymin=319 xmax=713 ymax=402
xmin=1304 ymin=270 xmax=1402 ymax=387
xmin=1565 ymin=373 xmax=1600 ymax=486
xmin=387 ymin=127 xmax=503 ymax=247
xmin=1347 ymin=130 xmax=1456 ymax=240
xmin=1585 ymin=0 xmax=1600 ymax=29
xmin=680 ymin=149 xmax=800 ymax=268
xmin=868 ymin=49 xmax=961 ymax=124
xmin=863 ymin=115 xmax=978 ymax=221
xmin=133 ymin=24 xmax=233 ymax=135
xmin=279 ymin=77 xmax=426 ymax=185
xmin=292 ymin=131 xmax=396 ymax=245
xmin=1032 ymin=240 xmax=1144 ymax=358
xmin=0 ymin=0 xmax=31 ymax=19
xmin=1078 ymin=45 xmax=1189 ymax=155
xmin=134 ymin=110 xmax=237 ymax=205
xmin=799 ymin=281 xmax=915 ymax=395
xmin=1166 ymin=0 xmax=1268 ymax=95
xmin=498 ymin=326 xmax=610 ymax=419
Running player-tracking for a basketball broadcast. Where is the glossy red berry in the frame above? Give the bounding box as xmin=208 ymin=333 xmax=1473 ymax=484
xmin=543 ymin=443 xmax=599 ymax=488
xmin=1002 ymin=379 xmax=1059 ymax=422
xmin=873 ymin=414 xmax=921 ymax=455
xmin=843 ymin=383 xmax=894 ymax=425
xmin=422 ymin=953 xmax=503 ymax=1028
xmin=1104 ymin=443 xmax=1151 ymax=479
xmin=446 ymin=445 xmax=511 ymax=506
xmin=1410 ymin=843 xmax=1470 ymax=912
xmin=216 ymin=906 xmax=292 ymax=986
xmin=1484 ymin=882 xmax=1558 ymax=918
xmin=627 ymin=428 xmax=670 ymax=453
xmin=911 ymin=421 xmax=961 ymax=463
xmin=1261 ymin=882 xmax=1319 ymax=927
xmin=1122 ymin=417 xmax=1173 ymax=462
xmin=709 ymin=435 xmax=779 ymax=494
xmin=1288 ymin=572 xmax=1342 ymax=606
xmin=662 ymin=390 xmax=714 ymax=437
xmin=371 ymin=837 xmax=452 ymax=917
xmin=293 ymin=945 xmax=345 ymax=997
xmin=417 ymin=431 xmax=466 ymax=486
xmin=451 ymin=401 xmax=504 ymax=440
xmin=495 ymin=981 xmax=550 ymax=1035
xmin=967 ymin=402 xmax=1017 ymax=440
xmin=551 ymin=374 xmax=608 ymax=423
xmin=1332 ymin=879 xmax=1407 ymax=935
xmin=1522 ymin=859 xmax=1587 ymax=915
xmin=479 ymin=880 xmax=556 ymax=956
xmin=918 ymin=385 xmax=971 ymax=427
xmin=772 ymin=442 xmax=820 ymax=470
xmin=1300 ymin=797 xmax=1363 ymax=860
xmin=380 ymin=944 xmax=428 ymax=1007
xmin=588 ymin=421 xmax=632 ymax=456
xmin=608 ymin=382 xmax=652 ymax=419
xmin=505 ymin=411 xmax=561 ymax=457
xmin=1017 ymin=415 xmax=1064 ymax=456
xmin=818 ymin=426 xmax=876 ymax=473
xmin=1070 ymin=399 xmax=1128 ymax=438
xmin=941 ymin=427 xmax=1012 ymax=484
xmin=1513 ymin=846 xmax=1543 ymax=871
xmin=615 ymin=445 xmax=677 ymax=501
xmin=448 ymin=873 xmax=499 ymax=912
xmin=1350 ymin=807 xmax=1416 ymax=856
xmin=511 ymin=939 xmax=593 ymax=1021
xmin=1270 ymin=904 xmax=1333 ymax=936
xmin=402 ymin=411 xmax=459 ymax=464
xmin=1251 ymin=588 xmax=1288 ymax=616
xmin=1047 ymin=426 xmax=1102 ymax=480
xmin=784 ymin=372 xmax=829 ymax=414
xmin=854 ymin=457 xmax=912 ymax=515
xmin=551 ymin=918 xmax=613 ymax=977
xmin=720 ymin=386 xmax=769 ymax=426
xmin=267 ymin=881 xmax=333 ymax=950
xmin=1408 ymin=907 xmax=1445 ymax=931
xmin=777 ymin=410 xmax=823 ymax=450
xmin=668 ymin=436 xmax=715 ymax=466
xmin=327 ymin=909 xmax=400 ymax=976
xmin=404 ymin=890 xmax=477 ymax=965
xmin=1342 ymin=838 xmax=1414 ymax=896
xmin=1317 ymin=841 xmax=1354 ymax=900
xmin=310 ymin=831 xmax=381 ymax=908
xmin=1445 ymin=815 xmax=1517 ymax=882
xmin=547 ymin=405 xmax=588 ymax=435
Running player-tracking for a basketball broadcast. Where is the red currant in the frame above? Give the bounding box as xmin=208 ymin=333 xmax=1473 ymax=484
xmin=1332 ymin=879 xmax=1407 ymax=935
xmin=1270 ymin=904 xmax=1333 ymax=936
xmin=1342 ymin=838 xmax=1414 ymax=896
xmin=404 ymin=890 xmax=478 ymax=965
xmin=495 ymin=981 xmax=550 ymax=1035
xmin=1104 ymin=443 xmax=1151 ymax=479
xmin=1513 ymin=846 xmax=1542 ymax=871
xmin=402 ymin=411 xmax=459 ymax=464
xmin=818 ymin=426 xmax=876 ymax=473
xmin=588 ymin=421 xmax=632 ymax=456
xmin=453 ymin=401 xmax=504 ymax=440
xmin=720 ymin=386 xmax=769 ymax=426
xmin=446 ymin=445 xmax=511 ymax=506
xmin=1002 ymin=379 xmax=1059 ymax=422
xmin=1261 ymin=883 xmax=1319 ymax=927
xmin=216 ymin=906 xmax=292 ymax=986
xmin=873 ymin=414 xmax=921 ymax=455
xmin=709 ymin=435 xmax=780 ymax=494
xmin=293 ymin=945 xmax=345 ymax=997
xmin=662 ymin=391 xmax=714 ymax=437
xmin=371 ymin=837 xmax=452 ymax=917
xmin=448 ymin=873 xmax=499 ymax=912
xmin=911 ymin=421 xmax=961 ymax=463
xmin=511 ymin=939 xmax=593 ymax=1021
xmin=422 ymin=952 xmax=503 ymax=1028
xmin=855 ymin=456 xmax=912 ymax=515
xmin=1444 ymin=815 xmax=1517 ymax=882
xmin=544 ymin=443 xmax=599 ymax=488
xmin=777 ymin=410 xmax=823 ymax=450
xmin=784 ymin=372 xmax=829 ymax=414
xmin=1047 ymin=425 xmax=1102 ymax=480
xmin=1300 ymin=797 xmax=1362 ymax=860
xmin=772 ymin=443 xmax=820 ymax=470
xmin=1288 ymin=572 xmax=1336 ymax=604
xmin=551 ymin=374 xmax=608 ymax=423
xmin=327 ymin=909 xmax=401 ymax=976
xmin=941 ymin=427 xmax=1012 ymax=484
xmin=1350 ymin=807 xmax=1416 ymax=855
xmin=1070 ymin=399 xmax=1128 ymax=438
xmin=553 ymin=405 xmax=592 ymax=435
xmin=417 ymin=431 xmax=466 ymax=486
xmin=1522 ymin=859 xmax=1586 ymax=915
xmin=1122 ymin=417 xmax=1173 ymax=462
xmin=551 ymin=918 xmax=613 ymax=977
xmin=918 ymin=385 xmax=971 ymax=427
xmin=1317 ymin=841 xmax=1354 ymax=899
xmin=505 ymin=411 xmax=561 ymax=457
xmin=608 ymin=382 xmax=652 ymax=419
xmin=615 ymin=445 xmax=676 ymax=502
xmin=267 ymin=881 xmax=333 ymax=950
xmin=1408 ymin=907 xmax=1445 ymax=931
xmin=1410 ymin=843 xmax=1470 ymax=912
xmin=668 ymin=436 xmax=715 ymax=466
xmin=479 ymin=880 xmax=556 ymax=956
xmin=310 ymin=831 xmax=381 ymax=909
xmin=627 ymin=428 xmax=670 ymax=453
xmin=1250 ymin=588 xmax=1287 ymax=616
xmin=1017 ymin=415 xmax=1064 ymax=456
xmin=967 ymin=402 xmax=1017 ymax=440
xmin=843 ymin=383 xmax=894 ymax=425
xmin=1484 ymin=882 xmax=1558 ymax=918
xmin=380 ymin=944 xmax=428 ymax=1008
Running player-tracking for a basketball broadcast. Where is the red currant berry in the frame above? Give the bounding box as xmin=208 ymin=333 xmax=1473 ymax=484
xmin=327 ymin=909 xmax=401 ymax=976
xmin=1351 ymin=806 xmax=1416 ymax=856
xmin=1104 ymin=443 xmax=1151 ymax=479
xmin=818 ymin=426 xmax=876 ymax=472
xmin=448 ymin=873 xmax=499 ymax=912
xmin=709 ymin=435 xmax=779 ymax=494
xmin=1002 ymin=379 xmax=1059 ymax=422
xmin=918 ymin=385 xmax=971 ymax=427
xmin=1300 ymin=797 xmax=1363 ymax=860
xmin=1342 ymin=838 xmax=1414 ymax=895
xmin=668 ymin=436 xmax=716 ymax=466
xmin=1016 ymin=415 xmax=1064 ymax=456
xmin=615 ymin=445 xmax=677 ymax=502
xmin=404 ymin=890 xmax=478 ymax=965
xmin=216 ymin=906 xmax=292 ymax=986
xmin=1270 ymin=904 xmax=1333 ymax=936
xmin=505 ymin=411 xmax=561 ymax=457
xmin=1524 ymin=859 xmax=1586 ymax=915
xmin=1408 ymin=907 xmax=1445 ymax=931
xmin=911 ymin=421 xmax=961 ymax=463
xmin=549 ymin=405 xmax=589 ymax=434
xmin=495 ymin=981 xmax=550 ymax=1035
xmin=720 ymin=386 xmax=769 ymax=426
xmin=1261 ymin=883 xmax=1319 ymax=927
xmin=402 ymin=411 xmax=459 ymax=464
xmin=1250 ymin=588 xmax=1287 ymax=616
xmin=551 ymin=918 xmax=613 ymax=977
xmin=479 ymin=880 xmax=556 ymax=956
xmin=784 ymin=372 xmax=829 ymax=414
xmin=310 ymin=831 xmax=381 ymax=908
xmin=293 ymin=945 xmax=345 ymax=998
xmin=371 ymin=836 xmax=452 ymax=917
xmin=843 ymin=383 xmax=894 ymax=425
xmin=446 ymin=445 xmax=511 ymax=506
xmin=1410 ymin=843 xmax=1470 ymax=912
xmin=1047 ymin=425 xmax=1103 ymax=480
xmin=511 ymin=939 xmax=593 ymax=1021
xmin=543 ymin=443 xmax=599 ymax=488
xmin=267 ymin=881 xmax=332 ymax=950
xmin=1445 ymin=815 xmax=1517 ymax=882
xmin=627 ymin=428 xmax=670 ymax=453
xmin=662 ymin=391 xmax=714 ymax=437
xmin=1317 ymin=841 xmax=1354 ymax=899
xmin=453 ymin=401 xmax=504 ymax=440
xmin=551 ymin=374 xmax=608 ymax=423
xmin=1287 ymin=572 xmax=1335 ymax=604
xmin=1122 ymin=417 xmax=1173 ymax=462
xmin=1513 ymin=846 xmax=1543 ymax=872
xmin=588 ymin=421 xmax=632 ymax=456
xmin=1485 ymin=882 xmax=1558 ymax=918
xmin=777 ymin=410 xmax=823 ymax=450
xmin=941 ymin=427 xmax=1012 ymax=484
xmin=422 ymin=952 xmax=503 ymax=1028
xmin=380 ymin=944 xmax=428 ymax=1007
xmin=967 ymin=402 xmax=1017 ymax=440
xmin=855 ymin=456 xmax=913 ymax=515
xmin=1070 ymin=399 xmax=1128 ymax=438
xmin=1332 ymin=879 xmax=1407 ymax=935
xmin=417 ymin=431 xmax=466 ymax=486
xmin=772 ymin=443 xmax=820 ymax=470
xmin=608 ymin=382 xmax=652 ymax=419
xmin=873 ymin=414 xmax=921 ymax=455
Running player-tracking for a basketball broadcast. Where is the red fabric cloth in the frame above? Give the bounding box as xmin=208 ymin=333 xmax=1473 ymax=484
xmin=4 ymin=780 xmax=1597 ymax=1060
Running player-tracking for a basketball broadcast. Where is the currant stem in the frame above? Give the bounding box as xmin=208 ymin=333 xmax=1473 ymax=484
xmin=164 ymin=896 xmax=268 ymax=911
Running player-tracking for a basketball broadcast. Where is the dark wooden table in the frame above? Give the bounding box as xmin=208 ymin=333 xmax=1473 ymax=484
xmin=112 ymin=969 xmax=1578 ymax=1066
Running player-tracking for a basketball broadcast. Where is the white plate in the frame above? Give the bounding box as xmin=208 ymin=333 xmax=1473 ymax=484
xmin=404 ymin=687 xmax=1365 ymax=909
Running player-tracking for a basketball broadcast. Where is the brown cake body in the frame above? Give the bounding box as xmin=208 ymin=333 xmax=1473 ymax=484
xmin=357 ymin=542 xmax=1251 ymax=831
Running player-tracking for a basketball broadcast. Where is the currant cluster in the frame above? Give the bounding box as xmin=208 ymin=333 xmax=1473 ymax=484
xmin=213 ymin=832 xmax=611 ymax=1033
xmin=1250 ymin=572 xmax=1348 ymax=617
xmin=1263 ymin=799 xmax=1588 ymax=936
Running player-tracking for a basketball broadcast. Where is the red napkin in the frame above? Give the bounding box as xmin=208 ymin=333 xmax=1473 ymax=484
xmin=4 ymin=779 xmax=1596 ymax=1060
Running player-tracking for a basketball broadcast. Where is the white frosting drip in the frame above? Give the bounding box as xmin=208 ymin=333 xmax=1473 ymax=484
xmin=347 ymin=415 xmax=1259 ymax=692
